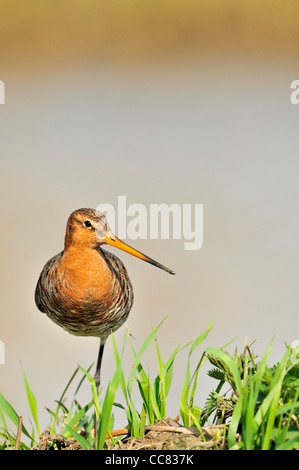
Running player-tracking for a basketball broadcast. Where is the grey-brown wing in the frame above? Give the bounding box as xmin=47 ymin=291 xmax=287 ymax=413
xmin=34 ymin=251 xmax=64 ymax=313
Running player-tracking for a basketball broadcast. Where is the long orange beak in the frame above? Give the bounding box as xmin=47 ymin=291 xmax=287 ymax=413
xmin=104 ymin=232 xmax=175 ymax=275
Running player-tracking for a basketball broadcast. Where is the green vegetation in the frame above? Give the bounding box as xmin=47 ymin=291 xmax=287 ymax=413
xmin=1 ymin=320 xmax=299 ymax=450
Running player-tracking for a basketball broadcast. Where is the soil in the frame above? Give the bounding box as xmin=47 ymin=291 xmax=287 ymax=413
xmin=33 ymin=418 xmax=231 ymax=450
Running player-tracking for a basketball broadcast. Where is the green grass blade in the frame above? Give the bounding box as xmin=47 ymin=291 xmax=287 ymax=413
xmin=0 ymin=406 xmax=16 ymax=448
xmin=164 ymin=344 xmax=184 ymax=398
xmin=60 ymin=400 xmax=94 ymax=438
xmin=257 ymin=347 xmax=290 ymax=449
xmin=74 ymin=363 xmax=93 ymax=395
xmin=189 ymin=351 xmax=206 ymax=409
xmin=180 ymin=321 xmax=212 ymax=426
xmin=62 ymin=422 xmax=93 ymax=450
xmin=154 ymin=337 xmax=166 ymax=417
xmin=124 ymin=319 xmax=166 ymax=434
xmin=228 ymin=393 xmax=243 ymax=449
xmin=48 ymin=364 xmax=93 ymax=435
xmin=274 ymin=401 xmax=299 ymax=417
xmin=97 ymin=342 xmax=124 ymax=449
xmin=59 ymin=366 xmax=80 ymax=403
xmin=21 ymin=365 xmax=40 ymax=436
xmin=0 ymin=393 xmax=34 ymax=442
xmin=127 ymin=317 xmax=166 ymax=396
xmin=51 ymin=365 xmax=80 ymax=427
xmin=190 ymin=320 xmax=212 ymax=356
xmin=137 ymin=373 xmax=162 ymax=423
xmin=49 ymin=412 xmax=93 ymax=450
xmin=111 ymin=329 xmax=141 ymax=437
xmin=78 ymin=366 xmax=101 ymax=422
xmin=112 ymin=330 xmax=128 ymax=404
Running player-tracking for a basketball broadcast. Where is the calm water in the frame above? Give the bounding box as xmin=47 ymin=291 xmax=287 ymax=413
xmin=0 ymin=61 xmax=298 ymax=432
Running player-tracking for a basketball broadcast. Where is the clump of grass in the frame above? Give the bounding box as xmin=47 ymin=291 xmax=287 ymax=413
xmin=203 ymin=340 xmax=299 ymax=449
xmin=1 ymin=321 xmax=299 ymax=450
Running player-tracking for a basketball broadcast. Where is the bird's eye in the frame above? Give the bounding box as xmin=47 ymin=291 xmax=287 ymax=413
xmin=83 ymin=220 xmax=92 ymax=228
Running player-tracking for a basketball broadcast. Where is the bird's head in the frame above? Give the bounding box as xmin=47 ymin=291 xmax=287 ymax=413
xmin=65 ymin=208 xmax=175 ymax=275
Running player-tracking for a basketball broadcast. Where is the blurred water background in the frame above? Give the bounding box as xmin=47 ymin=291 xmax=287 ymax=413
xmin=0 ymin=1 xmax=299 ymax=434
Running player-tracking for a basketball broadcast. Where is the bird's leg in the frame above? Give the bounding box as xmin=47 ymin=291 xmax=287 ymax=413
xmin=93 ymin=338 xmax=106 ymax=449
xmin=94 ymin=339 xmax=106 ymax=390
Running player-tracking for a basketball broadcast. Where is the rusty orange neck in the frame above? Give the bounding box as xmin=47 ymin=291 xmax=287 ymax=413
xmin=58 ymin=245 xmax=113 ymax=304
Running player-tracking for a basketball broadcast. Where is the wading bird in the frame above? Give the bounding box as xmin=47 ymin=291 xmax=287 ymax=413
xmin=35 ymin=208 xmax=175 ymax=392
